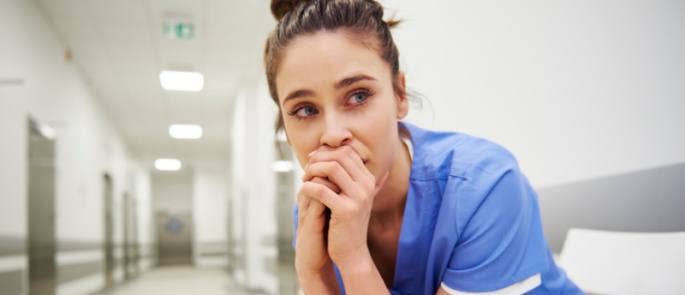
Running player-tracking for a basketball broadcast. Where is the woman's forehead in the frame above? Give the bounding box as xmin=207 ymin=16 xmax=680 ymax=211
xmin=276 ymin=31 xmax=391 ymax=95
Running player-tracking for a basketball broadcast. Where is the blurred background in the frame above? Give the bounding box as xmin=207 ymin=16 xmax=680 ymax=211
xmin=1 ymin=0 xmax=683 ymax=294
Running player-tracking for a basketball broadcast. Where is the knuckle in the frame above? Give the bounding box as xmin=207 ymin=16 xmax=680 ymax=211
xmin=313 ymin=183 xmax=326 ymax=196
xmin=301 ymin=182 xmax=319 ymax=196
xmin=330 ymin=161 xmax=341 ymax=169
xmin=300 ymin=182 xmax=312 ymax=193
xmin=366 ymin=169 xmax=376 ymax=180
xmin=342 ymin=146 xmax=355 ymax=159
xmin=348 ymin=203 xmax=361 ymax=214
xmin=308 ymin=152 xmax=319 ymax=161
xmin=331 ymin=161 xmax=344 ymax=173
xmin=341 ymin=144 xmax=354 ymax=154
xmin=355 ymin=187 xmax=369 ymax=199
xmin=362 ymin=179 xmax=374 ymax=192
xmin=320 ymin=161 xmax=332 ymax=171
xmin=321 ymin=161 xmax=339 ymax=175
xmin=310 ymin=177 xmax=324 ymax=185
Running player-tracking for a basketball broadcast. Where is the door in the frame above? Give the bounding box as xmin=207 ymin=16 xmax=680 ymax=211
xmin=156 ymin=211 xmax=192 ymax=265
xmin=275 ymin=140 xmax=298 ymax=295
xmin=123 ymin=192 xmax=139 ymax=278
xmin=27 ymin=118 xmax=56 ymax=295
xmin=103 ymin=173 xmax=114 ymax=288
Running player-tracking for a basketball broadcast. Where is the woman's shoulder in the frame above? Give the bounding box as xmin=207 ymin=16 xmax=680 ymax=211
xmin=402 ymin=122 xmax=520 ymax=182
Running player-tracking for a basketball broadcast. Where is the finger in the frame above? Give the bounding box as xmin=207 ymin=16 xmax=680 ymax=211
xmin=305 ymin=200 xmax=327 ymax=223
xmin=303 ymin=161 xmax=362 ymax=198
xmin=297 ymin=191 xmax=311 ymax=215
xmin=298 ymin=186 xmax=328 ymax=217
xmin=310 ymin=176 xmax=341 ymax=194
xmin=294 ymin=199 xmax=327 ymax=249
xmin=300 ymin=181 xmax=344 ymax=211
xmin=308 ymin=146 xmax=377 ymax=195
xmin=296 ymin=191 xmax=309 ymax=227
xmin=297 ymin=190 xmax=310 ymax=211
xmin=297 ymin=194 xmax=327 ymax=232
xmin=297 ymin=189 xmax=323 ymax=224
xmin=307 ymin=146 xmax=371 ymax=182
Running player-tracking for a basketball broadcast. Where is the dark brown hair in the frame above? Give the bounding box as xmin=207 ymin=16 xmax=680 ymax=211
xmin=264 ymin=0 xmax=403 ymax=130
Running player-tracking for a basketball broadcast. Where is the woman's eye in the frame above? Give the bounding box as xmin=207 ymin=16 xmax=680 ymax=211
xmin=347 ymin=91 xmax=370 ymax=105
xmin=293 ymin=105 xmax=318 ymax=118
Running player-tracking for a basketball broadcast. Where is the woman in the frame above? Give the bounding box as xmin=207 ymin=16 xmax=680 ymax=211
xmin=263 ymin=0 xmax=581 ymax=294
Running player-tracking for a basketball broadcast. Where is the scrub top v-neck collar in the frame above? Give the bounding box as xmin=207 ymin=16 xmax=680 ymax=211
xmin=390 ymin=122 xmax=438 ymax=294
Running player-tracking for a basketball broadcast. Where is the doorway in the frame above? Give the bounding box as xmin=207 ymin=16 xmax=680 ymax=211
xmin=156 ymin=211 xmax=192 ymax=265
xmin=27 ymin=118 xmax=56 ymax=295
xmin=152 ymin=172 xmax=194 ymax=266
xmin=103 ymin=173 xmax=114 ymax=288
xmin=123 ymin=191 xmax=139 ymax=279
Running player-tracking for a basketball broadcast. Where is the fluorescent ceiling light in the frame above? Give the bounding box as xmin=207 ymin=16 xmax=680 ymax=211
xmin=271 ymin=160 xmax=294 ymax=173
xmin=159 ymin=70 xmax=204 ymax=92
xmin=169 ymin=124 xmax=203 ymax=139
xmin=155 ymin=158 xmax=182 ymax=171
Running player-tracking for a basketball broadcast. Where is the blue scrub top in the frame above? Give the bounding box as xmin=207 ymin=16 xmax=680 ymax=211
xmin=293 ymin=122 xmax=581 ymax=294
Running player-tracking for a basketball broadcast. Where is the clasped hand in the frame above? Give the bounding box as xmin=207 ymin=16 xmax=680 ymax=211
xmin=295 ymin=145 xmax=389 ymax=277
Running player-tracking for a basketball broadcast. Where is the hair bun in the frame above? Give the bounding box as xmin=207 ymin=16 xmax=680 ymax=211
xmin=271 ymin=0 xmax=302 ymax=21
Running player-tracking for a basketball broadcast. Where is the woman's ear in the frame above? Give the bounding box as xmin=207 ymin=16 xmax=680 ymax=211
xmin=395 ymin=73 xmax=409 ymax=119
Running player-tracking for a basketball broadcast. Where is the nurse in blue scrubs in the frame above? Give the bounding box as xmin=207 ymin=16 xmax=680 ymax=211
xmin=263 ymin=0 xmax=582 ymax=294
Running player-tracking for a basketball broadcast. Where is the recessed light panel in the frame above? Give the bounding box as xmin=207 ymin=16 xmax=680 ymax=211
xmin=159 ymin=70 xmax=204 ymax=92
xmin=155 ymin=158 xmax=182 ymax=171
xmin=169 ymin=124 xmax=203 ymax=139
xmin=271 ymin=160 xmax=294 ymax=173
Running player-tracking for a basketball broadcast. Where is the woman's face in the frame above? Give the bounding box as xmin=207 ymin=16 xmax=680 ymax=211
xmin=275 ymin=30 xmax=408 ymax=180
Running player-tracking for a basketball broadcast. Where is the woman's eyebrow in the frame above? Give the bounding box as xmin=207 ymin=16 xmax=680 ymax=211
xmin=282 ymin=74 xmax=376 ymax=104
xmin=335 ymin=74 xmax=376 ymax=89
xmin=283 ymin=89 xmax=314 ymax=104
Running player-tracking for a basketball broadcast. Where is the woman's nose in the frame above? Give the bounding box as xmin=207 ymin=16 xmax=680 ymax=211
xmin=319 ymin=114 xmax=352 ymax=148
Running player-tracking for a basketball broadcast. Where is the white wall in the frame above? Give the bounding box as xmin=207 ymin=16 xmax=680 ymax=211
xmin=132 ymin=164 xmax=155 ymax=271
xmin=192 ymin=169 xmax=229 ymax=267
xmin=229 ymin=82 xmax=279 ymax=293
xmin=152 ymin=171 xmax=194 ymax=214
xmin=0 ymin=0 xmax=152 ymax=293
xmin=229 ymin=89 xmax=247 ymax=282
xmin=383 ymin=0 xmax=685 ymax=187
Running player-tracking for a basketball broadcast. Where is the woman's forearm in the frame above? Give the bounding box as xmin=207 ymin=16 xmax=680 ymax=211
xmin=297 ymin=263 xmax=340 ymax=295
xmin=336 ymin=248 xmax=389 ymax=295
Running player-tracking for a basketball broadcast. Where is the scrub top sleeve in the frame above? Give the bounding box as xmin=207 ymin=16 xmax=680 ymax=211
xmin=441 ymin=168 xmax=549 ymax=293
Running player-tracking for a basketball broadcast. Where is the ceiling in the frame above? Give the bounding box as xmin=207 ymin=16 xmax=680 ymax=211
xmin=35 ymin=0 xmax=275 ymax=168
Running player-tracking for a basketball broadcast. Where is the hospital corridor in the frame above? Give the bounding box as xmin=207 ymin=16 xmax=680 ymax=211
xmin=1 ymin=0 xmax=684 ymax=294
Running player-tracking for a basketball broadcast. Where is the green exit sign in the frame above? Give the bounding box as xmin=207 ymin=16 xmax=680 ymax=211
xmin=163 ymin=21 xmax=194 ymax=40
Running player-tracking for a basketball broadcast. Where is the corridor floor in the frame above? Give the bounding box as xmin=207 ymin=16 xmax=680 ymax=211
xmin=100 ymin=266 xmax=261 ymax=295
